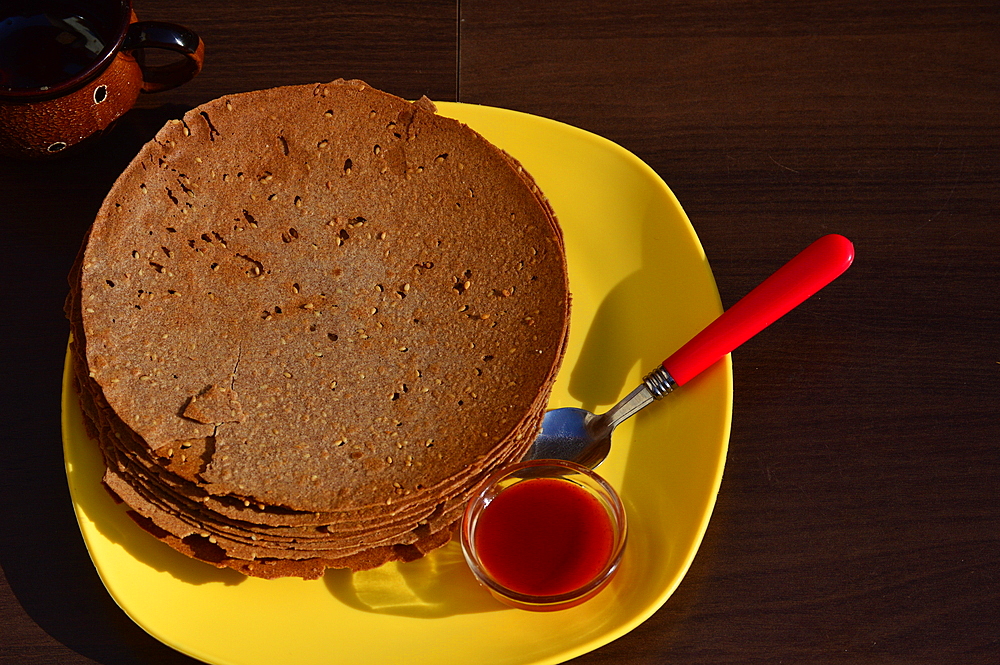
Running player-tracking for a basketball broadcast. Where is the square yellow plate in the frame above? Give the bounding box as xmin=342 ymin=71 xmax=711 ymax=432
xmin=62 ymin=102 xmax=732 ymax=665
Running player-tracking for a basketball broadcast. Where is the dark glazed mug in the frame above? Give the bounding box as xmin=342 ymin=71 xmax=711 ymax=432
xmin=0 ymin=0 xmax=204 ymax=159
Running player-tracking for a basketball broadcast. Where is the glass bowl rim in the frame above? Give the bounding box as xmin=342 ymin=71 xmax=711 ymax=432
xmin=460 ymin=458 xmax=628 ymax=607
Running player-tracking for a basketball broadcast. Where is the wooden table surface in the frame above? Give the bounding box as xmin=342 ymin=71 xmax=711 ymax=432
xmin=2 ymin=1 xmax=997 ymax=662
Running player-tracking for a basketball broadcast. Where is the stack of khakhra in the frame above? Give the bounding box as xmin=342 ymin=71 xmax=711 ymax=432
xmin=67 ymin=79 xmax=569 ymax=579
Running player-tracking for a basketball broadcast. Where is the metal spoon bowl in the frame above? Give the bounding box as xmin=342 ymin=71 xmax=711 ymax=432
xmin=524 ymin=234 xmax=855 ymax=468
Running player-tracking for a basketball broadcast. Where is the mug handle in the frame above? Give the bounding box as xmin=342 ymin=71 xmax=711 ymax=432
xmin=122 ymin=22 xmax=205 ymax=93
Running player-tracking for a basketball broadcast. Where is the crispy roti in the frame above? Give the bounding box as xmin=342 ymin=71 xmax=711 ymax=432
xmin=69 ymin=80 xmax=569 ymax=577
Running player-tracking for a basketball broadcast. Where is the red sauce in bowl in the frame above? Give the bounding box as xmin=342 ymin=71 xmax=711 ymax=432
xmin=473 ymin=477 xmax=615 ymax=597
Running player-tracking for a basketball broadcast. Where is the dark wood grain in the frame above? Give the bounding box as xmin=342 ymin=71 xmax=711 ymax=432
xmin=2 ymin=0 xmax=997 ymax=663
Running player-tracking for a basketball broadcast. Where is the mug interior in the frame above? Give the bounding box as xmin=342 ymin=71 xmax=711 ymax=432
xmin=0 ymin=0 xmax=130 ymax=96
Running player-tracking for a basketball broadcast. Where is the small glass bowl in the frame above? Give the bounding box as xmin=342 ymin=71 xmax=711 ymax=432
xmin=461 ymin=459 xmax=627 ymax=611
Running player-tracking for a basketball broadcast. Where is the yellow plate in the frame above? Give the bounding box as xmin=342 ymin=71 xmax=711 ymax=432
xmin=62 ymin=102 xmax=732 ymax=665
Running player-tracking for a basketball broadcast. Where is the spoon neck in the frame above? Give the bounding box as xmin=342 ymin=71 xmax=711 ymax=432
xmin=595 ymin=366 xmax=676 ymax=434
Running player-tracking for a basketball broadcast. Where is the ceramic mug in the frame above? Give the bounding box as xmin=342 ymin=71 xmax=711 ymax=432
xmin=0 ymin=0 xmax=204 ymax=159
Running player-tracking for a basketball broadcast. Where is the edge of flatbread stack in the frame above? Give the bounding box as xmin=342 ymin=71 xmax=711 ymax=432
xmin=66 ymin=79 xmax=570 ymax=579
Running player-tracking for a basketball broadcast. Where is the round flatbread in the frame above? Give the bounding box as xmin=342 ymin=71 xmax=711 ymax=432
xmin=70 ymin=80 xmax=569 ymax=577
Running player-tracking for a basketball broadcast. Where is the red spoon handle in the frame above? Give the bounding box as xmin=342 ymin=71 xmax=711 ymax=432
xmin=663 ymin=234 xmax=855 ymax=386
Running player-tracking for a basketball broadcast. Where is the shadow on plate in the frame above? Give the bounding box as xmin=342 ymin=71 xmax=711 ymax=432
xmin=565 ymin=175 xmax=717 ymax=413
xmin=325 ymin=539 xmax=506 ymax=618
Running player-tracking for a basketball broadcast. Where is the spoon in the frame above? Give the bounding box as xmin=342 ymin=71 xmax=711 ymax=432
xmin=524 ymin=234 xmax=855 ymax=468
